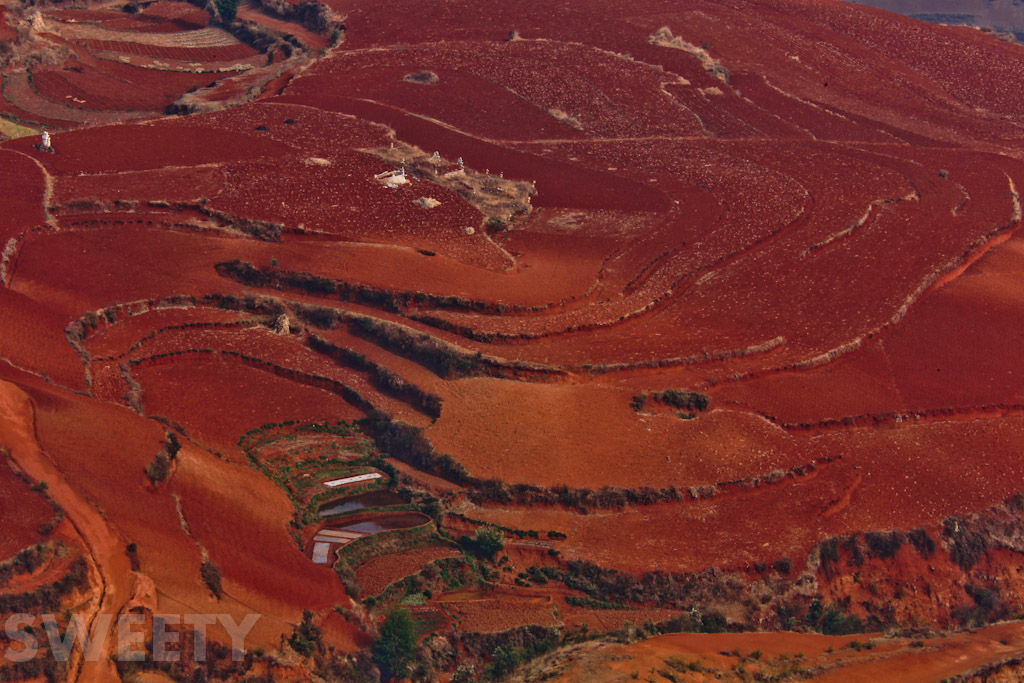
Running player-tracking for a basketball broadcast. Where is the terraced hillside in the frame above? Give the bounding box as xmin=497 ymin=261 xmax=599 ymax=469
xmin=4 ymin=0 xmax=1024 ymax=679
xmin=0 ymin=0 xmax=339 ymax=133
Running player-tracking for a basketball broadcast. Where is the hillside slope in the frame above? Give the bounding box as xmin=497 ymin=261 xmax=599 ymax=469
xmin=4 ymin=0 xmax=1024 ymax=679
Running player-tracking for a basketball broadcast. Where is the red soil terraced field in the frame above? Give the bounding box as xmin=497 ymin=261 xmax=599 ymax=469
xmin=0 ymin=454 xmax=54 ymax=558
xmin=0 ymin=150 xmax=46 ymax=236
xmin=5 ymin=0 xmax=1024 ymax=677
xmin=438 ymin=589 xmax=561 ymax=632
xmin=81 ymin=40 xmax=256 ymax=63
xmin=355 ymin=546 xmax=461 ymax=596
xmin=1 ymin=0 xmax=328 ymax=131
xmin=31 ymin=59 xmax=222 ymax=113
xmin=133 ymin=358 xmax=367 ymax=457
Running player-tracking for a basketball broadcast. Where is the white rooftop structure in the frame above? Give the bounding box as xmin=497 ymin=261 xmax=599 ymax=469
xmin=322 ymin=472 xmax=382 ymax=487
xmin=312 ymin=543 xmax=331 ymax=564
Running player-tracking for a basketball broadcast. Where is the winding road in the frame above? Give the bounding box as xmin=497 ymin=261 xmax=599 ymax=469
xmin=0 ymin=376 xmax=129 ymax=683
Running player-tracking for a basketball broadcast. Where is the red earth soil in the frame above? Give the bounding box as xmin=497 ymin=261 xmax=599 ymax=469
xmin=0 ymin=454 xmax=53 ymax=559
xmin=31 ymin=60 xmax=221 ymax=113
xmin=552 ymin=622 xmax=1024 ymax=682
xmin=81 ymin=40 xmax=255 ymax=63
xmin=271 ymin=94 xmax=672 ymax=212
xmin=132 ymin=358 xmax=367 ymax=458
xmin=0 ymin=8 xmax=16 ymax=42
xmin=5 ymin=0 xmax=1024 ymax=669
xmin=0 ymin=150 xmax=47 ymax=237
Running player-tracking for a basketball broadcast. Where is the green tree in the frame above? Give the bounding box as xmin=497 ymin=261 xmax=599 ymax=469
xmin=289 ymin=609 xmax=322 ymax=657
xmin=215 ymin=0 xmax=240 ymax=21
xmin=486 ymin=645 xmax=521 ymax=679
xmin=474 ymin=526 xmax=505 ymax=560
xmin=373 ymin=609 xmax=417 ymax=681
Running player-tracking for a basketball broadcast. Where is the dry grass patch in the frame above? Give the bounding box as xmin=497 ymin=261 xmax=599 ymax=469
xmin=650 ymin=26 xmax=730 ymax=83
xmin=370 ymin=141 xmax=535 ymax=223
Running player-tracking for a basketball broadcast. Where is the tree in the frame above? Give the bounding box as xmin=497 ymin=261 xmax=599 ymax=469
xmin=373 ymin=609 xmax=417 ymax=682
xmin=289 ymin=609 xmax=322 ymax=658
xmin=215 ymin=0 xmax=240 ymax=21
xmin=474 ymin=526 xmax=505 ymax=560
xmin=486 ymin=646 xmax=521 ymax=679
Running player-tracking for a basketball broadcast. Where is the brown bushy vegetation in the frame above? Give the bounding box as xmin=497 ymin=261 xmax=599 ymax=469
xmin=201 ymin=558 xmax=223 ymax=599
xmin=0 ymin=557 xmax=88 ymax=613
xmin=217 ymin=259 xmax=533 ymax=317
xmin=253 ymin=0 xmax=343 ymax=35
xmin=359 ymin=409 xmax=469 ymax=482
xmin=632 ymin=389 xmax=710 ymax=415
xmin=308 ymin=333 xmax=443 ymax=418
xmin=403 ymin=70 xmax=438 ymax=84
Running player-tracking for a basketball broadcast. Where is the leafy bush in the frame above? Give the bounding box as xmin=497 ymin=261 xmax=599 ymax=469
xmin=166 ymin=432 xmax=182 ymax=458
xmin=486 ymin=645 xmax=521 ymax=679
xmin=907 ymin=527 xmax=936 ymax=558
xmin=460 ymin=526 xmax=505 ymax=561
xmin=652 ymin=389 xmax=709 ymax=412
xmin=565 ymin=595 xmax=624 ymax=610
xmin=335 ymin=560 xmax=360 ymax=598
xmin=865 ymin=531 xmax=904 ymax=559
xmin=819 ymin=604 xmax=863 ymax=636
xmin=461 ymin=626 xmax=560 ymax=680
xmin=145 ymin=453 xmax=171 ymax=484
xmin=842 ymin=535 xmax=864 ymax=566
xmin=943 ymin=517 xmax=988 ymax=570
xmin=818 ymin=537 xmax=840 ymax=577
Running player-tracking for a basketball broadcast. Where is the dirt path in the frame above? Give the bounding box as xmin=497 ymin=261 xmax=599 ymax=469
xmin=0 ymin=378 xmax=129 ymax=683
xmin=6 ymin=148 xmax=57 ymax=230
